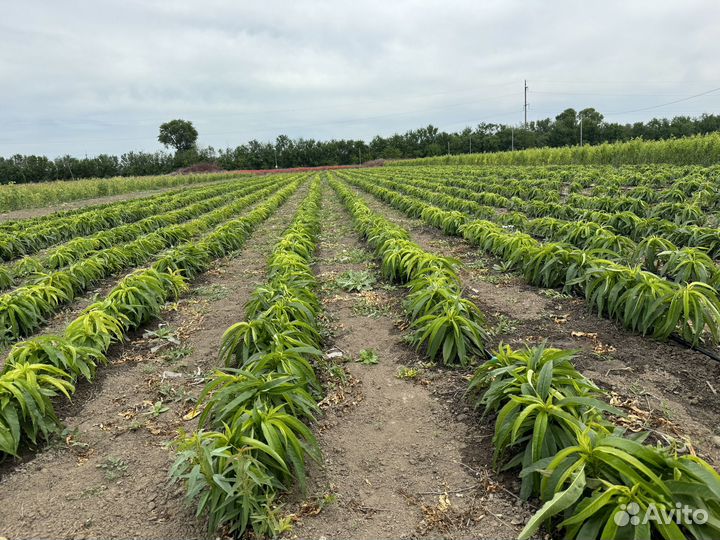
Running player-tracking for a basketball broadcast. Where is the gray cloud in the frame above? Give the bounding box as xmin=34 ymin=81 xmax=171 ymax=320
xmin=1 ymin=0 xmax=718 ymax=155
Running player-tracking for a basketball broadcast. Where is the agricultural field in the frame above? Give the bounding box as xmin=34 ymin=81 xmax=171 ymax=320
xmin=0 ymin=164 xmax=719 ymax=540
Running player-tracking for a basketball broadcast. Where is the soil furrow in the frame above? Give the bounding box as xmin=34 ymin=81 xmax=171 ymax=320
xmin=287 ymin=182 xmax=524 ymax=539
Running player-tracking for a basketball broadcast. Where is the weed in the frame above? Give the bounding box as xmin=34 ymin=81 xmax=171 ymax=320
xmin=193 ymin=284 xmax=229 ymax=301
xmin=142 ymin=363 xmax=158 ymax=374
xmin=492 ymin=260 xmax=515 ymax=273
xmin=158 ymin=384 xmax=195 ymax=404
xmin=144 ymin=325 xmax=180 ymax=352
xmin=145 ymin=400 xmax=170 ymax=417
xmin=334 ymin=248 xmax=371 ymax=264
xmin=352 ymin=297 xmax=391 ymax=318
xmin=477 ymin=273 xmax=512 ymax=285
xmin=356 ymin=349 xmax=379 ymax=365
xmin=489 ymin=314 xmax=518 ymax=336
xmin=466 ymin=259 xmax=488 ymax=270
xmin=396 ymin=366 xmax=420 ymax=380
xmin=539 ymin=288 xmax=572 ymax=300
xmin=129 ymin=419 xmax=145 ymax=431
xmin=97 ymin=456 xmax=128 ymax=481
xmin=335 ymin=270 xmax=376 ymax=292
xmin=163 ymin=346 xmax=193 ymax=362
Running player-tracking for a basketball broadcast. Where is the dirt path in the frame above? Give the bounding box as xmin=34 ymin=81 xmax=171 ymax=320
xmin=344 ymin=182 xmax=720 ymax=467
xmin=287 ymin=183 xmax=525 ymax=539
xmin=0 ymin=183 xmax=310 ymax=539
xmin=0 ymin=177 xmax=234 ymax=222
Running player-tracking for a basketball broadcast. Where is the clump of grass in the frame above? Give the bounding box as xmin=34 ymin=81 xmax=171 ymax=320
xmin=193 ymin=284 xmax=229 ymax=301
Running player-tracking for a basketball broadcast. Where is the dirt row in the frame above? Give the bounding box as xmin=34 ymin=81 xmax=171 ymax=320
xmin=286 ymin=183 xmax=525 ymax=539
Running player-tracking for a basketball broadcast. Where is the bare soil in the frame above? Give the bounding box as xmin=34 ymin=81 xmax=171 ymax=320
xmin=0 ymin=184 xmax=309 ymax=539
xmin=286 ymin=184 xmax=528 ymax=539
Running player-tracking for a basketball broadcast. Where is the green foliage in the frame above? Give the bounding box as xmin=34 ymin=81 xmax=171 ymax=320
xmin=335 ymin=270 xmax=376 ymax=292
xmin=176 ymin=179 xmax=323 ymax=536
xmin=410 ymin=298 xmax=487 ymax=366
xmin=357 ymin=349 xmax=379 ymax=365
xmin=343 ymin=168 xmax=720 ymax=346
xmin=4 ymin=336 xmax=106 ymax=382
xmin=0 ymin=176 xmax=304 ymax=459
xmin=171 ymin=428 xmax=288 ymax=537
xmin=158 ymin=119 xmax=199 ymax=153
xmin=198 ymin=369 xmax=319 ymax=426
xmin=468 ymin=344 xmax=720 ymax=540
xmin=331 ymin=177 xmax=489 ymax=366
xmin=0 ymin=362 xmax=73 ymax=455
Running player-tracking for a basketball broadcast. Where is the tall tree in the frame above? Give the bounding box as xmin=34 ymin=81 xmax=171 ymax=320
xmin=158 ymin=119 xmax=199 ymax=153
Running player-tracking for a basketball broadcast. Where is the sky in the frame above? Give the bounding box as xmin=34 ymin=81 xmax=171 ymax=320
xmin=1 ymin=0 xmax=719 ymax=157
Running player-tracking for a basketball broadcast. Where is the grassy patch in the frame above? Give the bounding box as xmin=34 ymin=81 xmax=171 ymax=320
xmin=192 ymin=284 xmax=229 ymax=301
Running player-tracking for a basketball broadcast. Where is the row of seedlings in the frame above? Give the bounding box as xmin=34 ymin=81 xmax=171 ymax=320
xmin=381 ymin=171 xmax=720 ymax=281
xmin=354 ymin=167 xmax=720 ymax=258
xmin=345 ymin=170 xmax=720 ymax=282
xmin=467 ymin=343 xmax=720 ymax=539
xmin=330 ymin=177 xmax=488 ymax=366
xmin=0 ymin=177 xmax=257 ymax=262
xmin=0 ymin=176 xmax=280 ymax=289
xmin=340 ymin=174 xmax=720 ymax=347
xmin=171 ymin=179 xmax=324 ymax=537
xmin=0 ymin=179 xmax=292 ymax=344
xmin=0 ymin=179 xmax=303 ymax=458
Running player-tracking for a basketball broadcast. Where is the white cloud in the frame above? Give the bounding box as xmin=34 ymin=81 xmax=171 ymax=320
xmin=1 ymin=0 xmax=718 ymax=155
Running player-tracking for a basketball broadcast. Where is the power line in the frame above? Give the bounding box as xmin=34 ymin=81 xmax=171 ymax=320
xmin=531 ymin=90 xmax=693 ymax=97
xmin=604 ymin=86 xmax=720 ymax=115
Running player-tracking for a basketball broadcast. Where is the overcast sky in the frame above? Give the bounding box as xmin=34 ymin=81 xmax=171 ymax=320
xmin=1 ymin=0 xmax=719 ymax=157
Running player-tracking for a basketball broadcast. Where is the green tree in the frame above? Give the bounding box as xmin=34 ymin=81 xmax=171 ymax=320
xmin=550 ymin=108 xmax=579 ymax=146
xmin=158 ymin=119 xmax=199 ymax=153
xmin=578 ymin=108 xmax=604 ymax=144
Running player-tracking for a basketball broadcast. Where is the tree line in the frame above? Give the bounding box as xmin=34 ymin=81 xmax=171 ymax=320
xmin=2 ymin=108 xmax=719 ymax=183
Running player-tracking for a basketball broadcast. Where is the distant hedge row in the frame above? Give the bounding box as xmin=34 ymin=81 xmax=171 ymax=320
xmin=0 ymin=172 xmax=243 ymax=213
xmin=395 ymin=133 xmax=720 ymax=166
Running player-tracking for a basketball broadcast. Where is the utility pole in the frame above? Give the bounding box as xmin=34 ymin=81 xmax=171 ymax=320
xmin=274 ymin=145 xmax=278 ymax=169
xmin=511 ymin=127 xmax=515 ymax=151
xmin=469 ymin=135 xmax=472 ymax=154
xmin=524 ymin=80 xmax=528 ymax=127
xmin=579 ymin=115 xmax=583 ymax=146
xmin=447 ymin=140 xmax=450 ymax=155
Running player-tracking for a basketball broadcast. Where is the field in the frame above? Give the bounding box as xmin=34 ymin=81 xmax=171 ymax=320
xmin=0 ymin=164 xmax=719 ymax=539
